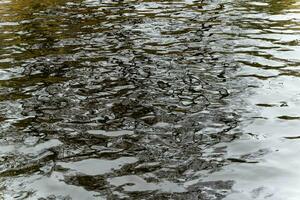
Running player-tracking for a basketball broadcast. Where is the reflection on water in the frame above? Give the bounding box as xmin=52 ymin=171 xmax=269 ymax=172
xmin=205 ymin=0 xmax=300 ymax=199
xmin=1 ymin=0 xmax=300 ymax=199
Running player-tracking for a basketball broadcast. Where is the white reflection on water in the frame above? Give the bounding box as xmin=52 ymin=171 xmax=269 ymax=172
xmin=57 ymin=157 xmax=138 ymax=175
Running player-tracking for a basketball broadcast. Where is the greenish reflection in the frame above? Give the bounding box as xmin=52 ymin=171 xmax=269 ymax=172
xmin=267 ymin=0 xmax=297 ymax=13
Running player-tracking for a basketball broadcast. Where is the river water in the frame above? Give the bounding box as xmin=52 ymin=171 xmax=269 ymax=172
xmin=0 ymin=0 xmax=300 ymax=199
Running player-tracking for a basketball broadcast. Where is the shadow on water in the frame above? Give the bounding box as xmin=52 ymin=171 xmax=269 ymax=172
xmin=0 ymin=0 xmax=300 ymax=199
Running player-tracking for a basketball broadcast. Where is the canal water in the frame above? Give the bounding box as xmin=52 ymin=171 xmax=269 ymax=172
xmin=0 ymin=0 xmax=300 ymax=199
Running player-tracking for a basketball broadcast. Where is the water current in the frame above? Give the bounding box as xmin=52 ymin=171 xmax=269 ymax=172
xmin=0 ymin=0 xmax=300 ymax=199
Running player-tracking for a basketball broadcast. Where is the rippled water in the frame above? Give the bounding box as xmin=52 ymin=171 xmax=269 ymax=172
xmin=0 ymin=0 xmax=300 ymax=199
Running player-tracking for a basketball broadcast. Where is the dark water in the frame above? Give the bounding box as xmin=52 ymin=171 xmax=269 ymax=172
xmin=0 ymin=0 xmax=300 ymax=199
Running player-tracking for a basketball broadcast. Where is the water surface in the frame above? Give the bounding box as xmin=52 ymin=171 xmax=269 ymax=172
xmin=0 ymin=0 xmax=300 ymax=199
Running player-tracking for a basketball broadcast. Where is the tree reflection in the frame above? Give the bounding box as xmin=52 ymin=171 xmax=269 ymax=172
xmin=267 ymin=0 xmax=297 ymax=13
xmin=0 ymin=0 xmax=71 ymax=62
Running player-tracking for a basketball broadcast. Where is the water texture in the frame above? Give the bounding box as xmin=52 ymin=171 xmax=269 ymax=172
xmin=0 ymin=0 xmax=299 ymax=199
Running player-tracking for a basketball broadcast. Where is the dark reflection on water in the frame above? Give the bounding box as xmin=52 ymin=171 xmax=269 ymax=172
xmin=0 ymin=0 xmax=300 ymax=199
